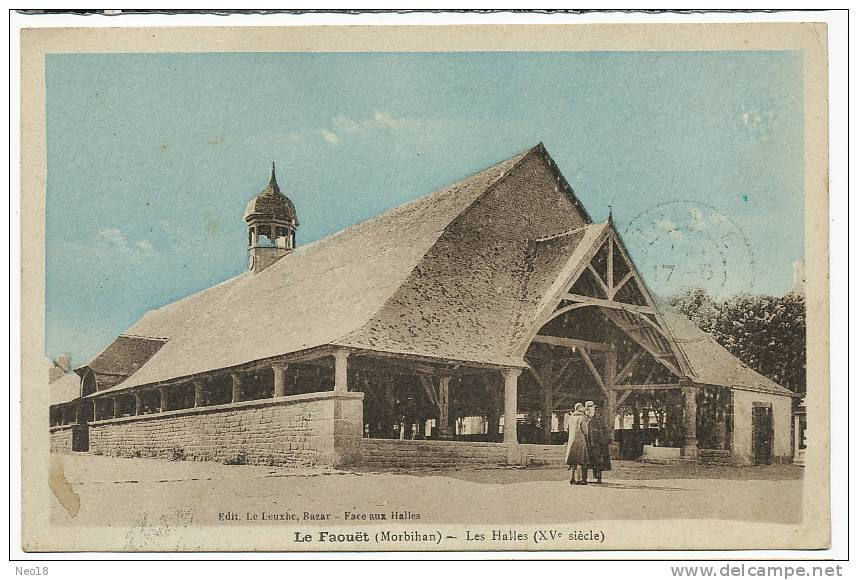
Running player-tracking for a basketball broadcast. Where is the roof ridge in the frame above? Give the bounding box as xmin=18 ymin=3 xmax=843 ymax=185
xmin=307 ymin=147 xmax=538 ymax=245
xmin=534 ymin=224 xmax=592 ymax=243
xmin=119 ymin=333 xmax=170 ymax=342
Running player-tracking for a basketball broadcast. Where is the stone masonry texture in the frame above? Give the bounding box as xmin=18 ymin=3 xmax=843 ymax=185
xmin=87 ymin=392 xmax=364 ymax=468
xmin=361 ymin=439 xmax=508 ymax=468
xmin=50 ymin=426 xmax=74 ymax=454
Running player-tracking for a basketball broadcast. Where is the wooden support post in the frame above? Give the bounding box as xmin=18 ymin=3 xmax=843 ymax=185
xmin=682 ymin=385 xmax=699 ymax=458
xmin=481 ymin=375 xmax=500 ymax=442
xmin=333 ymin=350 xmax=349 ymax=393
xmin=112 ymin=396 xmax=121 ymax=418
xmin=159 ymin=387 xmax=169 ymax=412
xmin=92 ymin=399 xmax=98 ymax=421
xmin=194 ymin=381 xmax=205 ymax=407
xmin=384 ymin=380 xmax=397 ymax=438
xmin=134 ymin=392 xmax=143 ymax=415
xmin=230 ymin=373 xmax=243 ymax=403
xmin=605 ymin=346 xmax=618 ymax=442
xmin=438 ymin=376 xmax=451 ymax=439
xmin=272 ymin=364 xmax=288 ymax=398
xmin=502 ymin=368 xmax=522 ymax=445
xmin=542 ymin=383 xmax=554 ymax=444
xmin=494 ymin=384 xmax=505 ymax=441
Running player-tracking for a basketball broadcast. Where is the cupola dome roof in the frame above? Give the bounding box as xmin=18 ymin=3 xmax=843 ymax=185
xmin=243 ymin=163 xmax=298 ymax=225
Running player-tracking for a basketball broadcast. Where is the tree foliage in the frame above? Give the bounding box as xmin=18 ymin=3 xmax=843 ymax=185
xmin=667 ymin=288 xmax=806 ymax=395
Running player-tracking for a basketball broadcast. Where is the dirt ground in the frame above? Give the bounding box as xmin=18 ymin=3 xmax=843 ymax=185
xmin=49 ymin=454 xmax=804 ymax=528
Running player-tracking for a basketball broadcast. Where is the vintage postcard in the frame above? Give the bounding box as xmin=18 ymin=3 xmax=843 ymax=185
xmin=18 ymin=16 xmax=831 ymax=554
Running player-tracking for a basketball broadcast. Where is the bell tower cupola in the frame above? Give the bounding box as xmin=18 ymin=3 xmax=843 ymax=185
xmin=244 ymin=163 xmax=299 ymax=274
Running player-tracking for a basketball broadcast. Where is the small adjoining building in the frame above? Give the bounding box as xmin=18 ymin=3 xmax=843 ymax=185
xmin=49 ymin=145 xmax=797 ymax=468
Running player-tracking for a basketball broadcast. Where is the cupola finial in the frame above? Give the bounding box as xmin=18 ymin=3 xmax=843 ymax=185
xmin=244 ymin=161 xmax=298 ymax=273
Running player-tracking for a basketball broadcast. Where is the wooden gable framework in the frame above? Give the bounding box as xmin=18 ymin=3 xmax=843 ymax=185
xmin=517 ymin=219 xmax=694 ymax=443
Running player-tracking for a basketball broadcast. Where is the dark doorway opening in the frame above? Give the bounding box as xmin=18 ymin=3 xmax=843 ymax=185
xmin=752 ymin=405 xmax=774 ymax=465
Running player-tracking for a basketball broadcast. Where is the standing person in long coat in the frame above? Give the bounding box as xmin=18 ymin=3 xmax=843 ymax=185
xmin=584 ymin=400 xmax=612 ymax=484
xmin=565 ymin=403 xmax=590 ymax=485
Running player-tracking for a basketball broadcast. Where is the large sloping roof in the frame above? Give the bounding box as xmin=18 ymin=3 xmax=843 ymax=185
xmin=662 ymin=311 xmax=795 ymax=397
xmin=94 ymin=146 xmax=546 ymax=393
xmin=82 ymin=143 xmax=792 ymax=401
xmin=334 ymin=149 xmax=592 ymax=364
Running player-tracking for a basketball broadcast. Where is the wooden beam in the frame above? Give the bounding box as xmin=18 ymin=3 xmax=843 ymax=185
xmin=616 ymin=390 xmax=632 ymax=407
xmin=607 ymin=227 xmax=693 ymax=378
xmin=526 ymin=363 xmax=548 ymax=393
xmin=613 ymin=270 xmax=635 ymax=297
xmin=607 ymin=236 xmax=614 ymax=295
xmin=418 ymin=375 xmax=439 ymax=408
xmin=610 ymin=383 xmax=683 ymax=391
xmin=563 ymin=293 xmax=657 ymax=315
xmin=587 ymin=264 xmax=610 ymax=297
xmin=532 ymin=334 xmax=613 ymax=352
xmin=603 ymin=309 xmax=682 ymax=378
xmin=616 ymin=350 xmax=643 ymax=384
xmin=642 ymin=363 xmax=658 ymax=386
xmin=555 ymin=359 xmax=575 ymax=387
xmin=579 ymin=349 xmax=607 ymax=395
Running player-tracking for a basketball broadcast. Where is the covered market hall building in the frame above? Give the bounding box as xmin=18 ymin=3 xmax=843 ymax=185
xmin=49 ymin=144 xmax=796 ymax=468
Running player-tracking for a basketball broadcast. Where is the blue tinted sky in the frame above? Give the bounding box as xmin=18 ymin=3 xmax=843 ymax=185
xmin=45 ymin=51 xmax=804 ymax=365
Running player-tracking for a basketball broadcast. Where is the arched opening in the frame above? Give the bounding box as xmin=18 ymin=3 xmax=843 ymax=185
xmin=523 ymin=301 xmax=683 ymax=452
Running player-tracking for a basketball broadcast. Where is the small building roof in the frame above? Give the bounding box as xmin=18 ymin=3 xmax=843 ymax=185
xmin=662 ymin=310 xmax=796 ymax=397
xmin=50 ymin=371 xmax=82 ymax=406
xmin=77 ymin=334 xmax=167 ymax=378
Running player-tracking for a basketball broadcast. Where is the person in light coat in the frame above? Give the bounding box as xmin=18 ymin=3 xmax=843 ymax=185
xmin=565 ymin=402 xmax=590 ymax=485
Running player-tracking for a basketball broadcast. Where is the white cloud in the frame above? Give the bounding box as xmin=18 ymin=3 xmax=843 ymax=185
xmin=321 ymin=128 xmax=340 ymax=145
xmin=656 ymin=218 xmax=676 ymax=232
xmin=372 ymin=110 xmax=399 ymax=128
xmin=333 ymin=115 xmax=362 ymax=134
xmin=97 ymin=227 xmax=155 ymax=258
xmin=322 ymin=110 xmax=418 ymax=145
xmin=739 ymin=105 xmax=776 ymax=139
xmin=656 ymin=218 xmax=685 ymax=241
xmin=97 ymin=227 xmax=126 ymax=246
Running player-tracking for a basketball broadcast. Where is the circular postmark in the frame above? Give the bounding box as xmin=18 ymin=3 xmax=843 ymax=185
xmin=622 ymin=199 xmax=757 ymax=300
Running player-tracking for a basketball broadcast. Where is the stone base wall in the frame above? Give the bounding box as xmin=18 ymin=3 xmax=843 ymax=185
xmin=49 ymin=425 xmax=74 ymax=454
xmin=516 ymin=443 xmax=566 ymax=465
xmin=361 ymin=438 xmax=510 ymax=468
xmin=87 ymin=392 xmax=364 ymax=468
